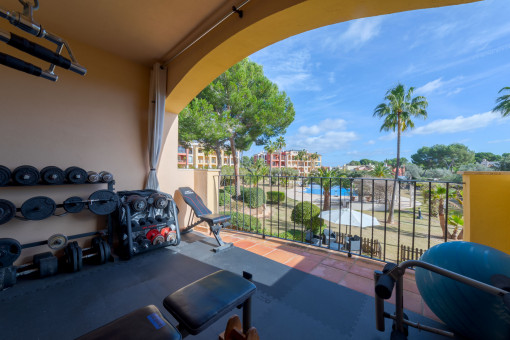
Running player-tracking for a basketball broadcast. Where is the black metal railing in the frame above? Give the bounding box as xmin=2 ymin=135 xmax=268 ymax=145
xmin=217 ymin=175 xmax=462 ymax=263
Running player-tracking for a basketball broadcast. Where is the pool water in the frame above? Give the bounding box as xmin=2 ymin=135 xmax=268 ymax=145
xmin=303 ymin=184 xmax=356 ymax=196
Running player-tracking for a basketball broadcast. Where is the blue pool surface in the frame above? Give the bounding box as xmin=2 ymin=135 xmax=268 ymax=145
xmin=303 ymin=184 xmax=356 ymax=196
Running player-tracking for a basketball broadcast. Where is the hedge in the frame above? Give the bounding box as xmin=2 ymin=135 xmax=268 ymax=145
xmin=241 ymin=187 xmax=266 ymax=208
xmin=226 ymin=212 xmax=261 ymax=231
xmin=291 ymin=202 xmax=323 ymax=235
xmin=266 ymin=191 xmax=285 ymax=203
xmin=218 ymin=190 xmax=231 ymax=206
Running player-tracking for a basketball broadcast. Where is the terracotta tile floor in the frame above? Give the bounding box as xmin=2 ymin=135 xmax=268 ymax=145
xmin=196 ymin=227 xmax=441 ymax=322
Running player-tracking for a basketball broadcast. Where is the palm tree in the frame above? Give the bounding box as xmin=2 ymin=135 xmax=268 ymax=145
xmin=423 ymin=184 xmax=457 ymax=239
xmin=310 ymin=152 xmax=320 ymax=171
xmin=448 ymin=213 xmax=464 ymax=240
xmin=370 ymin=163 xmax=391 ymax=178
xmin=264 ymin=141 xmax=276 ymax=174
xmin=373 ymin=83 xmax=428 ymax=223
xmin=494 ymin=87 xmax=510 ymax=117
xmin=309 ymin=167 xmax=345 ymax=211
xmin=296 ymin=149 xmax=307 ymax=176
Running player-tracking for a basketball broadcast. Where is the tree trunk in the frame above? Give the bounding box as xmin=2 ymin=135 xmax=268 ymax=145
xmin=438 ymin=200 xmax=453 ymax=239
xmin=268 ymin=152 xmax=272 ymax=175
xmin=387 ymin=114 xmax=401 ymax=224
xmin=323 ymin=188 xmax=331 ymax=211
xmin=229 ymin=136 xmax=241 ymax=198
xmin=215 ymin=147 xmax=222 ymax=168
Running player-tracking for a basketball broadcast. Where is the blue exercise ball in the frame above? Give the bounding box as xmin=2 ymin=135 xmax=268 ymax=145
xmin=415 ymin=241 xmax=510 ymax=340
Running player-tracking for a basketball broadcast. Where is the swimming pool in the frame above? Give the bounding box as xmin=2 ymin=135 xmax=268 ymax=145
xmin=303 ymin=184 xmax=356 ymax=196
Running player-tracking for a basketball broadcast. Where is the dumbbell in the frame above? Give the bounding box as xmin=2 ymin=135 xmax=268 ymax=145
xmin=148 ymin=193 xmax=168 ymax=209
xmin=134 ymin=234 xmax=151 ymax=252
xmin=63 ymin=238 xmax=110 ymax=272
xmin=87 ymin=171 xmax=100 ymax=183
xmin=146 ymin=229 xmax=165 ymax=245
xmin=160 ymin=227 xmax=177 ymax=243
xmin=99 ymin=171 xmax=114 ymax=183
xmin=127 ymin=195 xmax=147 ymax=212
xmin=16 ymin=252 xmax=59 ymax=278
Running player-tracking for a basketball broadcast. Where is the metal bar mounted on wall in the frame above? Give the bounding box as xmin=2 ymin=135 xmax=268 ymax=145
xmin=0 ymin=0 xmax=87 ymax=81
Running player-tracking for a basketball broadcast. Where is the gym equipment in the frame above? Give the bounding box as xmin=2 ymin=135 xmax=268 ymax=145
xmin=220 ymin=315 xmax=260 ymax=340
xmin=63 ymin=237 xmax=110 ymax=272
xmin=0 ymin=199 xmax=16 ymax=225
xmin=87 ymin=171 xmax=100 ymax=183
xmin=77 ymin=270 xmax=256 ymax=340
xmin=0 ymin=165 xmax=11 ymax=186
xmin=20 ymin=196 xmax=56 ymax=220
xmin=146 ymin=229 xmax=165 ymax=245
xmin=160 ymin=227 xmax=177 ymax=243
xmin=374 ymin=242 xmax=510 ymax=339
xmin=179 ymin=187 xmax=233 ymax=253
xmin=12 ymin=165 xmax=40 ymax=185
xmin=65 ymin=166 xmax=87 ymax=184
xmin=16 ymin=251 xmax=58 ymax=278
xmin=0 ymin=238 xmax=22 ymax=268
xmin=150 ymin=193 xmax=168 ymax=209
xmin=99 ymin=171 xmax=114 ymax=183
xmin=127 ymin=195 xmax=147 ymax=212
xmin=88 ymin=190 xmax=119 ymax=215
xmin=40 ymin=166 xmax=65 ymax=185
xmin=47 ymin=233 xmax=68 ymax=250
xmin=416 ymin=242 xmax=510 ymax=340
xmin=0 ymin=0 xmax=87 ymax=81
xmin=63 ymin=196 xmax=86 ymax=213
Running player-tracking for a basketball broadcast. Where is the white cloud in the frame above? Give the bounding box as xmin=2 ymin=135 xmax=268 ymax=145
xmin=325 ymin=17 xmax=383 ymax=51
xmin=410 ymin=111 xmax=501 ymax=135
xmin=488 ymin=138 xmax=510 ymax=144
xmin=289 ymin=118 xmax=357 ymax=152
xmin=415 ymin=78 xmax=444 ymax=95
xmin=366 ymin=140 xmax=376 ymax=145
xmin=379 ymin=132 xmax=396 ymax=141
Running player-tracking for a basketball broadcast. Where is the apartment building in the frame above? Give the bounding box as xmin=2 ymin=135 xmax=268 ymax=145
xmin=178 ymin=143 xmax=238 ymax=169
xmin=253 ymin=150 xmax=322 ymax=176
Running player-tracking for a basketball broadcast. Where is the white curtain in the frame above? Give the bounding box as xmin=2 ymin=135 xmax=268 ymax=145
xmin=145 ymin=63 xmax=167 ymax=190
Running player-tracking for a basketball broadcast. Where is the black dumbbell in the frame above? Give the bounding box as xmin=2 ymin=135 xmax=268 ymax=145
xmin=149 ymin=193 xmax=168 ymax=209
xmin=63 ymin=238 xmax=110 ymax=272
xmin=127 ymin=195 xmax=147 ymax=212
xmin=134 ymin=235 xmax=150 ymax=251
xmin=16 ymin=252 xmax=59 ymax=278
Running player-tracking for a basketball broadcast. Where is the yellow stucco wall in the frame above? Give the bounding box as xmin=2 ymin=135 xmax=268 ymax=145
xmin=0 ymin=33 xmax=151 ymax=263
xmin=462 ymin=172 xmax=510 ymax=254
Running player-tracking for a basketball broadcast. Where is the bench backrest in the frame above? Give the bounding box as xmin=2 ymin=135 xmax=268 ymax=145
xmin=178 ymin=187 xmax=212 ymax=217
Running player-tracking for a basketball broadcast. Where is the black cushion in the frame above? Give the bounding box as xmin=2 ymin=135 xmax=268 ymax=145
xmin=163 ymin=270 xmax=256 ymax=335
xmin=201 ymin=213 xmax=231 ymax=225
xmin=76 ymin=305 xmax=181 ymax=340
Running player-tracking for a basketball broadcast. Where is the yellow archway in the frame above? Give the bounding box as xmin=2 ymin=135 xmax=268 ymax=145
xmin=164 ymin=0 xmax=477 ymax=113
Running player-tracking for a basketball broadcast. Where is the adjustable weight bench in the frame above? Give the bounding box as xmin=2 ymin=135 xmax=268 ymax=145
xmin=77 ymin=270 xmax=256 ymax=340
xmin=178 ymin=187 xmax=233 ymax=252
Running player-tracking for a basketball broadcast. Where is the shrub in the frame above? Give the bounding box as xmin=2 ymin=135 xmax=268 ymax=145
xmin=291 ymin=202 xmax=322 ymax=234
xmin=226 ymin=212 xmax=261 ymax=231
xmin=266 ymin=191 xmax=285 ymax=203
xmin=241 ymin=187 xmax=266 ymax=208
xmin=222 ymin=185 xmax=246 ymax=197
xmin=218 ymin=190 xmax=231 ymax=206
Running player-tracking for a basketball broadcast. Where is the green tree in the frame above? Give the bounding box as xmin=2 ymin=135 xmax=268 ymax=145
xmin=474 ymin=152 xmax=501 ymax=163
xmin=348 ymin=160 xmax=361 ymax=166
xmin=411 ymin=144 xmax=475 ymax=170
xmin=264 ymin=141 xmax=276 ymax=174
xmin=374 ymin=83 xmax=428 ymax=223
xmin=360 ymin=159 xmax=379 ymax=166
xmin=180 ymin=58 xmax=295 ymax=196
xmin=405 ymin=163 xmax=423 ymax=179
xmin=385 ymin=157 xmax=408 ymax=168
xmin=494 ymin=87 xmax=510 ymax=117
xmin=370 ymin=163 xmax=391 ymax=178
xmin=309 ymin=167 xmax=345 ymax=211
xmin=422 ymin=184 xmax=457 ymax=239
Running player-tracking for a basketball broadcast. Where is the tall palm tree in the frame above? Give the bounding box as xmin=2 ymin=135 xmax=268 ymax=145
xmin=494 ymin=87 xmax=510 ymax=117
xmin=310 ymin=152 xmax=320 ymax=171
xmin=264 ymin=141 xmax=276 ymax=174
xmin=309 ymin=167 xmax=345 ymax=211
xmin=374 ymin=83 xmax=428 ymax=223
xmin=423 ymin=184 xmax=457 ymax=239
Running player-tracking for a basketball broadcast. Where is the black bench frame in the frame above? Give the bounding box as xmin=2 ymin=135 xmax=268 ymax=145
xmin=178 ymin=187 xmax=233 ymax=252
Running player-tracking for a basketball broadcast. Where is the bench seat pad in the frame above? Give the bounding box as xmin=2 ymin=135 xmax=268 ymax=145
xmin=76 ymin=305 xmax=181 ymax=340
xmin=163 ymin=270 xmax=256 ymax=335
xmin=198 ymin=213 xmax=231 ymax=225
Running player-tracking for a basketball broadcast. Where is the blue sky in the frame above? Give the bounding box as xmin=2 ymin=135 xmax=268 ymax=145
xmin=246 ymin=0 xmax=510 ymax=167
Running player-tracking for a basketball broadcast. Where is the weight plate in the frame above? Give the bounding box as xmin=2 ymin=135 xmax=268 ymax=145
xmin=152 ymin=235 xmax=165 ymax=245
xmin=64 ymin=243 xmax=78 ymax=272
xmin=99 ymin=171 xmax=114 ymax=183
xmin=128 ymin=195 xmax=147 ymax=212
xmin=87 ymin=171 xmax=100 ymax=183
xmin=75 ymin=243 xmax=83 ymax=271
xmin=150 ymin=193 xmax=168 ymax=209
xmin=65 ymin=166 xmax=87 ymax=184
xmin=166 ymin=232 xmax=177 ymax=244
xmin=63 ymin=196 xmax=85 ymax=213
xmin=20 ymin=196 xmax=56 ymax=220
xmin=0 ymin=199 xmax=16 ymax=225
xmin=91 ymin=237 xmax=104 ymax=265
xmin=103 ymin=242 xmax=111 ymax=263
xmin=98 ymin=240 xmax=106 ymax=265
xmin=88 ymin=190 xmax=119 ymax=215
xmin=0 ymin=165 xmax=11 ymax=186
xmin=0 ymin=238 xmax=21 ymax=268
xmin=12 ymin=165 xmax=40 ymax=185
xmin=40 ymin=166 xmax=65 ymax=185
xmin=47 ymin=234 xmax=68 ymax=250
